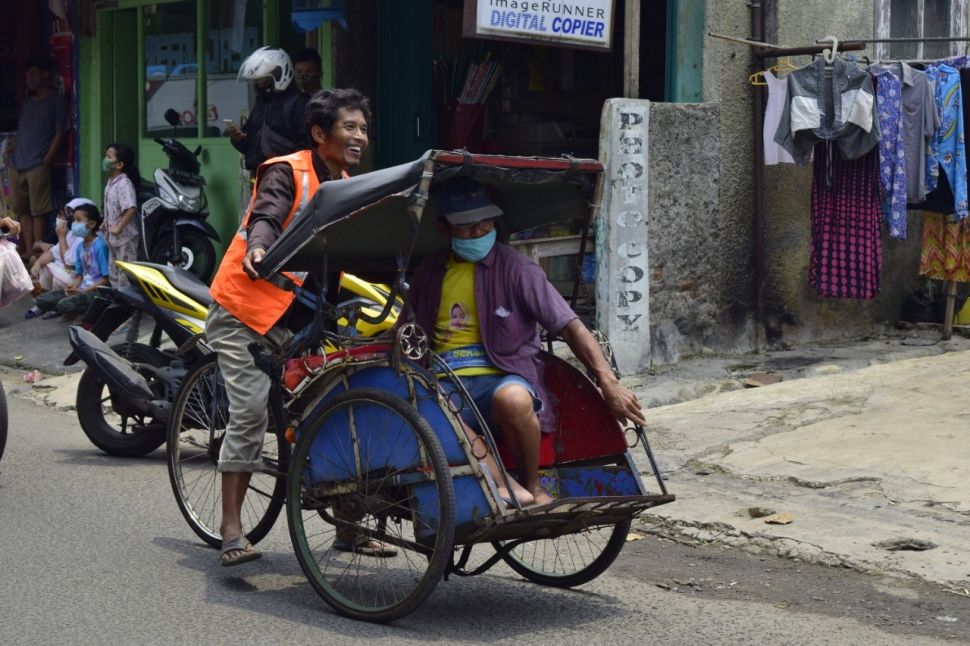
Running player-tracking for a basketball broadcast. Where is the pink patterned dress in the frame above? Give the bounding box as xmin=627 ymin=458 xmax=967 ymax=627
xmin=809 ymin=146 xmax=883 ymax=299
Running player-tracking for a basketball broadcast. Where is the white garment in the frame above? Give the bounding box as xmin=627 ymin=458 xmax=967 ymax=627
xmin=764 ymin=71 xmax=795 ymax=165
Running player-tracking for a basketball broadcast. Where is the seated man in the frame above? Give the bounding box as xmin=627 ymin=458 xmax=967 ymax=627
xmin=410 ymin=179 xmax=646 ymax=506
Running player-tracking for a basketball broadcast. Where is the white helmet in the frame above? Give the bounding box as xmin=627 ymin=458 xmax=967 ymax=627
xmin=237 ymin=46 xmax=294 ymax=92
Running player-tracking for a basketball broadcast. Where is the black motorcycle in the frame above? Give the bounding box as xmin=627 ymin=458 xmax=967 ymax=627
xmin=140 ymin=108 xmax=220 ymax=283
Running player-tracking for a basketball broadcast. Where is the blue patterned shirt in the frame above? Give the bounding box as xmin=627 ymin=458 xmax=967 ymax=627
xmin=872 ymin=70 xmax=907 ymax=238
xmin=926 ymin=64 xmax=969 ymax=219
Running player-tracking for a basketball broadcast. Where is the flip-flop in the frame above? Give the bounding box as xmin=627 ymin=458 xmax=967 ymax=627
xmin=24 ymin=306 xmax=42 ymax=319
xmin=219 ymin=536 xmax=262 ymax=567
xmin=41 ymin=311 xmax=59 ymax=320
xmin=333 ymin=535 xmax=398 ymax=557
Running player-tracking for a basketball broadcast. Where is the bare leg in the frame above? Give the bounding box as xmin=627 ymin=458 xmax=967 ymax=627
xmin=30 ymin=214 xmax=45 ymax=251
xmin=18 ymin=213 xmax=33 ymax=260
xmin=491 ymin=386 xmax=552 ymax=505
xmin=220 ymin=471 xmax=257 ymax=561
xmin=460 ymin=422 xmax=534 ymax=506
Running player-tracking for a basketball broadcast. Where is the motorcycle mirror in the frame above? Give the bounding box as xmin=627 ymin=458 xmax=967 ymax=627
xmin=164 ymin=109 xmax=180 ymax=127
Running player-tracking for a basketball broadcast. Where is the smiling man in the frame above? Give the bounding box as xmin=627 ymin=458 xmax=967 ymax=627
xmin=206 ymin=88 xmax=371 ymax=567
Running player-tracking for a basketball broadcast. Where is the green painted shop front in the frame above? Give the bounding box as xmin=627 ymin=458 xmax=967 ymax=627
xmin=78 ymin=0 xmax=331 ymax=262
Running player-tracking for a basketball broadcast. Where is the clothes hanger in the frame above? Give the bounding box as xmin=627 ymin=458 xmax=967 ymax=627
xmin=749 ymin=56 xmax=799 ymax=85
xmin=820 ymin=35 xmax=839 ymax=65
xmin=749 ymin=69 xmax=768 ymax=85
xmin=771 ymin=56 xmax=798 ymax=73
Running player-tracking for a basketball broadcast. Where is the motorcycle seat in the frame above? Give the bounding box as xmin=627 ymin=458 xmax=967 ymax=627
xmin=147 ymin=262 xmax=213 ymax=308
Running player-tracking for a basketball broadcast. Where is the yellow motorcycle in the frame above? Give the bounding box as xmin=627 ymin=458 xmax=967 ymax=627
xmin=67 ymin=261 xmax=394 ymax=457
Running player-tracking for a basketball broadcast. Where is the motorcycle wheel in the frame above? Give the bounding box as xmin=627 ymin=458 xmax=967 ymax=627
xmin=152 ymin=228 xmax=217 ymax=284
xmin=76 ymin=342 xmax=170 ymax=457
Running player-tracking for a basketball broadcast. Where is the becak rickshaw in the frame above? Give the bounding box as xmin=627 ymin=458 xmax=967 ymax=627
xmin=165 ymin=150 xmax=674 ymax=623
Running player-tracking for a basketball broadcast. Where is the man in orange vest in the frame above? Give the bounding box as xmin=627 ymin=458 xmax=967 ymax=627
xmin=206 ymin=88 xmax=371 ymax=567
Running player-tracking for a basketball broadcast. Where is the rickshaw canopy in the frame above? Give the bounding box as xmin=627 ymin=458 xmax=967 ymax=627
xmin=257 ymin=150 xmax=604 ymax=277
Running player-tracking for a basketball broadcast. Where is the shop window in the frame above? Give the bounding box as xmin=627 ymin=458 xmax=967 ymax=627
xmin=143 ymin=0 xmax=262 ymax=138
xmin=875 ymin=0 xmax=969 ymax=60
xmin=144 ymin=1 xmax=199 ymax=135
xmin=205 ymin=0 xmax=262 ymax=138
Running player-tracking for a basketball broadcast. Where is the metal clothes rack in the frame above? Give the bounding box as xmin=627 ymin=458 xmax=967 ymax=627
xmin=711 ymin=26 xmax=970 ymax=344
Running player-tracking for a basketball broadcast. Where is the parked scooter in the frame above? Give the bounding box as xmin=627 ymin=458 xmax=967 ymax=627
xmin=141 ymin=108 xmax=220 ymax=282
xmin=66 ymin=260 xmax=212 ymax=456
xmin=67 ymin=263 xmax=397 ymax=457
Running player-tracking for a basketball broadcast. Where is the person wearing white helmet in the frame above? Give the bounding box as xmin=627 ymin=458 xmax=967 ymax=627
xmin=226 ymin=46 xmax=309 ymax=171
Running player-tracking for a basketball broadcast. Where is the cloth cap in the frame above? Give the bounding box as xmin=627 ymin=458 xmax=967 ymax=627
xmin=65 ymin=197 xmax=96 ymax=211
xmin=437 ymin=178 xmax=503 ymax=225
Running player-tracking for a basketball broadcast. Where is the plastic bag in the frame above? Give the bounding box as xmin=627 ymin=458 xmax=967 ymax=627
xmin=0 ymin=239 xmax=32 ymax=308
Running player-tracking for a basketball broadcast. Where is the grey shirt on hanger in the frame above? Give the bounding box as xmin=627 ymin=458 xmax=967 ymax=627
xmin=868 ymin=62 xmax=938 ymax=202
xmin=774 ymin=57 xmax=881 ymax=165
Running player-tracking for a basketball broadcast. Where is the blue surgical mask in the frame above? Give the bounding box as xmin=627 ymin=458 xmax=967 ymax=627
xmin=451 ymin=229 xmax=496 ymax=262
xmin=71 ymin=222 xmax=90 ymax=238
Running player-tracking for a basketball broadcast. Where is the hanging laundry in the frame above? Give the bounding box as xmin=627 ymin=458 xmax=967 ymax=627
xmin=775 ymin=57 xmax=881 ymax=165
xmin=919 ymin=212 xmax=970 ymax=282
xmin=924 ymin=64 xmax=968 ymax=219
xmin=868 ymin=62 xmax=938 ymax=203
xmin=809 ymin=146 xmax=882 ymax=299
xmin=763 ymin=70 xmax=795 ymax=165
xmin=870 ymin=69 xmax=908 ymax=238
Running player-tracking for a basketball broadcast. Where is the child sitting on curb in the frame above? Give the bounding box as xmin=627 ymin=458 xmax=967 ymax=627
xmin=32 ymin=203 xmax=109 ymax=320
xmin=24 ymin=198 xmax=93 ymax=316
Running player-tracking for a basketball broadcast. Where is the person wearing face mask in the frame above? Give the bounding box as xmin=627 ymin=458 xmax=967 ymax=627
xmin=5 ymin=54 xmax=68 ymax=263
xmin=226 ymin=47 xmax=309 ymax=173
xmin=293 ymin=48 xmax=323 ymax=97
xmin=23 ymin=197 xmax=94 ymax=318
xmin=101 ymin=143 xmax=141 ymax=288
xmin=31 ymin=203 xmax=109 ymax=320
xmin=409 ymin=179 xmax=647 ymax=508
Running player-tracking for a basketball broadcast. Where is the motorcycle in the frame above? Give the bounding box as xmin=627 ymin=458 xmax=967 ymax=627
xmin=66 ymin=260 xmax=212 ymax=457
xmin=140 ymin=108 xmax=220 ymax=283
xmin=66 ymin=261 xmax=396 ymax=457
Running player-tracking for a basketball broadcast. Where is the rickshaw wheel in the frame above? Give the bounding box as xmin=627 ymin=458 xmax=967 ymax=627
xmin=494 ymin=519 xmax=631 ymax=587
xmin=286 ymin=388 xmax=455 ymax=623
xmin=166 ymin=354 xmax=289 ymax=548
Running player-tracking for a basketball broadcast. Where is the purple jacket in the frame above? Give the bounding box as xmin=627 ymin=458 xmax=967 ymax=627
xmin=411 ymin=243 xmax=577 ymax=433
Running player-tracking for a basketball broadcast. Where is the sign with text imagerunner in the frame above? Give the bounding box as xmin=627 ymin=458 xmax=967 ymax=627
xmin=465 ymin=0 xmax=615 ymax=51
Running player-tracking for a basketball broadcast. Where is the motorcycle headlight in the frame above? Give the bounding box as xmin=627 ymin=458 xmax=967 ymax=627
xmin=177 ymin=192 xmax=204 ymax=212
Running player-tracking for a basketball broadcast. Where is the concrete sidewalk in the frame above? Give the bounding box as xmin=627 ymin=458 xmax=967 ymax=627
xmin=636 ymin=349 xmax=970 ymax=589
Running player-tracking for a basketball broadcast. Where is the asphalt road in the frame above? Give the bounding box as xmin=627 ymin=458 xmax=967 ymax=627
xmin=0 ymin=390 xmax=964 ymax=645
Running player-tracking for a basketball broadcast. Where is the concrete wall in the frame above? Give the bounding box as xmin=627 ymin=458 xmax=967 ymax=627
xmin=646 ymin=102 xmax=755 ymax=364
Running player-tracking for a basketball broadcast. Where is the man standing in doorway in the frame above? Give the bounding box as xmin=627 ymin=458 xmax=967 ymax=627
xmin=207 ymin=88 xmax=372 ymax=566
xmin=6 ymin=55 xmax=68 ymax=261
xmin=293 ymin=47 xmax=323 ymax=97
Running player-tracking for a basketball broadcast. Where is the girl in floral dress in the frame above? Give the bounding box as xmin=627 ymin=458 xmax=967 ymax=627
xmin=102 ymin=143 xmax=141 ymax=288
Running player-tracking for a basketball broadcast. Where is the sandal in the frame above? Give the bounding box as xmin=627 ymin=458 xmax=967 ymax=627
xmin=219 ymin=535 xmax=262 ymax=567
xmin=41 ymin=311 xmax=59 ymax=320
xmin=333 ymin=534 xmax=398 ymax=557
xmin=24 ymin=306 xmax=42 ymax=319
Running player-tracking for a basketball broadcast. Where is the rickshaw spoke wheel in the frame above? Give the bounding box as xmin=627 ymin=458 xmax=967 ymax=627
xmin=493 ymin=519 xmax=631 ymax=588
xmin=166 ymin=354 xmax=289 ymax=548
xmin=286 ymin=388 xmax=455 ymax=623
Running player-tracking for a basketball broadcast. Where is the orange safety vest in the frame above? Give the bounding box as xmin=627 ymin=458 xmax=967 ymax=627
xmin=210 ymin=150 xmax=331 ymax=335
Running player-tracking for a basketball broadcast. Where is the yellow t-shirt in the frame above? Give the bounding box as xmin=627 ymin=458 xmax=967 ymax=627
xmin=432 ymin=255 xmax=502 ymax=376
